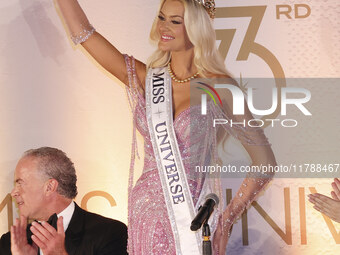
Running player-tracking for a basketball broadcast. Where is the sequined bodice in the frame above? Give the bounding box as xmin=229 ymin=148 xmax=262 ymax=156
xmin=133 ymin=90 xmax=209 ymax=204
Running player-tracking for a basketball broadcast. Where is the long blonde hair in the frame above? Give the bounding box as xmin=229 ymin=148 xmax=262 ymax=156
xmin=147 ymin=0 xmax=229 ymax=77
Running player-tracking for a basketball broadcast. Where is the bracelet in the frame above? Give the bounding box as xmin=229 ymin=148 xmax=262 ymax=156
xmin=71 ymin=24 xmax=96 ymax=45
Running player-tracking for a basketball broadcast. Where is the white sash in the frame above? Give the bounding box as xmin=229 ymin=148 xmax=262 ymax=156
xmin=145 ymin=67 xmax=201 ymax=254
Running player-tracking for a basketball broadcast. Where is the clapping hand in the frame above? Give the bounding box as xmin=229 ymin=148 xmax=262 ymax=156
xmin=330 ymin=178 xmax=340 ymax=201
xmin=308 ymin=178 xmax=340 ymax=223
xmin=11 ymin=215 xmax=38 ymax=255
xmin=30 ymin=216 xmax=68 ymax=255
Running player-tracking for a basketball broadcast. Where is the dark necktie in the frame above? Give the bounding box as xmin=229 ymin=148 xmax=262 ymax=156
xmin=26 ymin=213 xmax=58 ymax=245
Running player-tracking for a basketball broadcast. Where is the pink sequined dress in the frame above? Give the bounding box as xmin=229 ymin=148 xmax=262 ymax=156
xmin=124 ymin=55 xmax=273 ymax=255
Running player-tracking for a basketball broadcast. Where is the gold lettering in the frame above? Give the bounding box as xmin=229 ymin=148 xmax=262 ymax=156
xmin=299 ymin=187 xmax=307 ymax=245
xmin=295 ymin=4 xmax=311 ymax=19
xmin=276 ymin=5 xmax=293 ymax=19
xmin=252 ymin=188 xmax=292 ymax=244
xmin=215 ymin=29 xmax=235 ymax=61
xmin=226 ymin=189 xmax=245 ymax=244
xmin=81 ymin=191 xmax=116 ymax=211
xmin=0 ymin=194 xmax=13 ymax=231
xmin=226 ymin=188 xmax=292 ymax=245
xmin=242 ymin=206 xmax=249 ymax=245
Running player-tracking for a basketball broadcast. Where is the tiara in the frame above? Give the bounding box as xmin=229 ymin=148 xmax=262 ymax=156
xmin=194 ymin=0 xmax=216 ymax=19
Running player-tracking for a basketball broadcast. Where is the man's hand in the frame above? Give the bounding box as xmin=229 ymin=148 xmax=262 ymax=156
xmin=309 ymin=193 xmax=340 ymax=223
xmin=10 ymin=215 xmax=38 ymax=255
xmin=30 ymin=216 xmax=68 ymax=255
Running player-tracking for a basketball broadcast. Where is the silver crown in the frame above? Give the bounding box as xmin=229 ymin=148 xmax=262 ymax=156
xmin=194 ymin=0 xmax=216 ymax=19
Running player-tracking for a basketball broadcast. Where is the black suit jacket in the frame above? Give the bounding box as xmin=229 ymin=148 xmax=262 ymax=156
xmin=0 ymin=203 xmax=128 ymax=255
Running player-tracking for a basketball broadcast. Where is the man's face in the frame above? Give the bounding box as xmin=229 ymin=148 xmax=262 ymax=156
xmin=11 ymin=156 xmax=48 ymax=220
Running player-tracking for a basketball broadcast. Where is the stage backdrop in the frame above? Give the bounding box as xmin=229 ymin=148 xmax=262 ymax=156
xmin=0 ymin=0 xmax=339 ymax=254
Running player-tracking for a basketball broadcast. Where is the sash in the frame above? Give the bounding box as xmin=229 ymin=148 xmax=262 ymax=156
xmin=146 ymin=67 xmax=201 ymax=254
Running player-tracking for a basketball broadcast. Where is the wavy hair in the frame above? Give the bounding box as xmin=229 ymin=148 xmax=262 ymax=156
xmin=23 ymin=147 xmax=78 ymax=199
xmin=147 ymin=0 xmax=229 ymax=77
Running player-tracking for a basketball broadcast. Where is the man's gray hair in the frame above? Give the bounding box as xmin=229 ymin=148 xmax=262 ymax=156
xmin=23 ymin=147 xmax=78 ymax=199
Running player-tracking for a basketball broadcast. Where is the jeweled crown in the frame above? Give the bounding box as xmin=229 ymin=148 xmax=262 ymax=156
xmin=194 ymin=0 xmax=216 ymax=19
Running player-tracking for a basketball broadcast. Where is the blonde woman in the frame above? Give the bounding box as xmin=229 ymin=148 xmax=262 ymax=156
xmin=46 ymin=0 xmax=276 ymax=254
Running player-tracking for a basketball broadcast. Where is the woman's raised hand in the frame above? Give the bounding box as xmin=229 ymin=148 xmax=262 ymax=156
xmin=54 ymin=0 xmax=146 ymax=86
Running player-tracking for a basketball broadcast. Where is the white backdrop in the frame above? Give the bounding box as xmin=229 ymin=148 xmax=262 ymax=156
xmin=0 ymin=0 xmax=339 ymax=254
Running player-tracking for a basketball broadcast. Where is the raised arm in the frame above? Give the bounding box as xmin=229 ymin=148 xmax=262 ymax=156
xmin=54 ymin=0 xmax=146 ymax=86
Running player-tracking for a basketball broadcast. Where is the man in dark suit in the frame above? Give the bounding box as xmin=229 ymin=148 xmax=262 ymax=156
xmin=0 ymin=147 xmax=127 ymax=255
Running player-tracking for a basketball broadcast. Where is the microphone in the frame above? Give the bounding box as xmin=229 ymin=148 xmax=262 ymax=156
xmin=190 ymin=193 xmax=219 ymax=231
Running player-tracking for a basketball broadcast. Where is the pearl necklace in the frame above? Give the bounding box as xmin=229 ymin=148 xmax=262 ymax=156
xmin=167 ymin=63 xmax=199 ymax=83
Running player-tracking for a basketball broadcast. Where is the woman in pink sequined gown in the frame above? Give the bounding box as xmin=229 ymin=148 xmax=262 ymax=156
xmin=54 ymin=0 xmax=276 ymax=254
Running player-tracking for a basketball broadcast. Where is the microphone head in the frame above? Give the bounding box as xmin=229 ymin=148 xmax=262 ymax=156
xmin=190 ymin=193 xmax=220 ymax=231
xmin=205 ymin=193 xmax=219 ymax=206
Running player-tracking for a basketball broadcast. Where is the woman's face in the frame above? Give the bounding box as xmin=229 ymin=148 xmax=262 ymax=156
xmin=156 ymin=0 xmax=193 ymax=52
